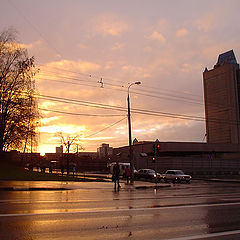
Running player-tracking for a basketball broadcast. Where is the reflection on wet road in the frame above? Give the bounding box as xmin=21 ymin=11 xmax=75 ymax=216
xmin=0 ymin=180 xmax=240 ymax=239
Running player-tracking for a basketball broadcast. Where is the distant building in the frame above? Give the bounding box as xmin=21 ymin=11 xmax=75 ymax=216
xmin=56 ymin=145 xmax=63 ymax=154
xmin=133 ymin=138 xmax=138 ymax=144
xmin=44 ymin=151 xmax=106 ymax=171
xmin=203 ymin=50 xmax=240 ymax=144
xmin=97 ymin=143 xmax=113 ymax=158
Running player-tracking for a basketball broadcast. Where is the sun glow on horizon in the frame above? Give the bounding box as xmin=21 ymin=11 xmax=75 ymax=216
xmin=39 ymin=125 xmax=86 ymax=134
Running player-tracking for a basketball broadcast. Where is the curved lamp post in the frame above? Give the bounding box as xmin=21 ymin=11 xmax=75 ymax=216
xmin=127 ymin=81 xmax=141 ymax=184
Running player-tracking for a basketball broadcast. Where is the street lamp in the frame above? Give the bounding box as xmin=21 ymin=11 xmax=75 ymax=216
xmin=127 ymin=81 xmax=141 ymax=184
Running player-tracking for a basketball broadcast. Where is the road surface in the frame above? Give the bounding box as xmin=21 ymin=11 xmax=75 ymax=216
xmin=0 ymin=180 xmax=240 ymax=239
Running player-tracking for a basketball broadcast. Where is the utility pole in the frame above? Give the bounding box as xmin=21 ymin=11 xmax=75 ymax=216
xmin=127 ymin=93 xmax=133 ymax=184
xmin=127 ymin=82 xmax=141 ymax=184
xmin=67 ymin=140 xmax=70 ymax=176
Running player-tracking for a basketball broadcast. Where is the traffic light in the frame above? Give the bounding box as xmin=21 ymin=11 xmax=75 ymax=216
xmin=153 ymin=144 xmax=156 ymax=155
xmin=156 ymin=144 xmax=161 ymax=156
xmin=153 ymin=143 xmax=161 ymax=156
xmin=152 ymin=157 xmax=155 ymax=163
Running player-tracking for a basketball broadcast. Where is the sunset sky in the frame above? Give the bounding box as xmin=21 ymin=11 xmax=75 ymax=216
xmin=1 ymin=0 xmax=240 ymax=154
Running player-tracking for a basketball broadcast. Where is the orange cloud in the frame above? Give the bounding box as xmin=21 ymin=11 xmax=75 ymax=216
xmin=150 ymin=31 xmax=166 ymax=43
xmin=192 ymin=5 xmax=227 ymax=33
xmin=156 ymin=19 xmax=168 ymax=31
xmin=121 ymin=65 xmax=150 ymax=79
xmin=39 ymin=124 xmax=85 ymax=134
xmin=41 ymin=116 xmax=59 ymax=125
xmin=176 ymin=28 xmax=189 ymax=38
xmin=44 ymin=59 xmax=101 ymax=73
xmin=19 ymin=40 xmax=42 ymax=50
xmin=111 ymin=42 xmax=125 ymax=50
xmin=77 ymin=43 xmax=88 ymax=49
xmin=92 ymin=14 xmax=130 ymax=36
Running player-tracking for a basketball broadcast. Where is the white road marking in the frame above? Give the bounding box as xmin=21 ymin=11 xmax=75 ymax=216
xmin=0 ymin=201 xmax=240 ymax=217
xmin=169 ymin=229 xmax=240 ymax=240
xmin=221 ymin=198 xmax=240 ymax=201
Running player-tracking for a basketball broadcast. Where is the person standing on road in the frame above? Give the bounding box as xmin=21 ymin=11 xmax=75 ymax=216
xmin=61 ymin=166 xmax=64 ymax=176
xmin=125 ymin=165 xmax=130 ymax=185
xmin=113 ymin=161 xmax=120 ymax=190
xmin=72 ymin=166 xmax=76 ymax=177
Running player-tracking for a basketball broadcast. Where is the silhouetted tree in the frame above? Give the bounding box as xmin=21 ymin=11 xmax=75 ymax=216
xmin=56 ymin=132 xmax=84 ymax=175
xmin=56 ymin=132 xmax=84 ymax=153
xmin=0 ymin=28 xmax=39 ymax=155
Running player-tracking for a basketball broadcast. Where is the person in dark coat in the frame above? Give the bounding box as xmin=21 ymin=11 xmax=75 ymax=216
xmin=113 ymin=161 xmax=120 ymax=190
xmin=125 ymin=165 xmax=130 ymax=185
xmin=61 ymin=166 xmax=64 ymax=176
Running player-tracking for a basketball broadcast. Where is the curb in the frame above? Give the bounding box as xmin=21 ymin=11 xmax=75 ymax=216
xmin=0 ymin=187 xmax=70 ymax=191
xmin=135 ymin=184 xmax=171 ymax=189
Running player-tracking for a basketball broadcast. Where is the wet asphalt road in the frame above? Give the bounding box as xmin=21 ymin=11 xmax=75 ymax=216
xmin=0 ymin=180 xmax=240 ymax=240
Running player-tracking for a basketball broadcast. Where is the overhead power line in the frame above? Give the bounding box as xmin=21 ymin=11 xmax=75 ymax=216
xmin=37 ymin=69 xmax=229 ymax=110
xmin=39 ymin=108 xmax=125 ymax=117
xmin=38 ymin=65 xmax=203 ymax=100
xmin=84 ymin=117 xmax=127 ymax=138
xmin=38 ymin=69 xmax=204 ymax=105
xmin=35 ymin=93 xmax=240 ymax=126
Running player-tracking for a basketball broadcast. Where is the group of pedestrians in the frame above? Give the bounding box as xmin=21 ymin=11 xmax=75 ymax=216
xmin=112 ymin=161 xmax=131 ymax=191
xmin=60 ymin=166 xmax=76 ymax=177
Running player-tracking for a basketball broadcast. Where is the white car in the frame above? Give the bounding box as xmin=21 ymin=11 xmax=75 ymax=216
xmin=108 ymin=162 xmax=136 ymax=177
xmin=162 ymin=170 xmax=192 ymax=183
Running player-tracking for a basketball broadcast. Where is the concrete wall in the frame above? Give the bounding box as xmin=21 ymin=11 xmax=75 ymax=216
xmin=113 ymin=142 xmax=240 ymax=176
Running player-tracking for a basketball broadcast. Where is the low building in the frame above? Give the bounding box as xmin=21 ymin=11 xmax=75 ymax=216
xmin=44 ymin=151 xmax=109 ymax=171
xmin=113 ymin=141 xmax=240 ymax=176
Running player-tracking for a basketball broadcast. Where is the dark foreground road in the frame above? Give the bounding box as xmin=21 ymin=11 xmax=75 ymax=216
xmin=0 ymin=180 xmax=240 ymax=240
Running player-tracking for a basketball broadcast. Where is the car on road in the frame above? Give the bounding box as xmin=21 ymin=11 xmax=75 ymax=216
xmin=162 ymin=170 xmax=192 ymax=183
xmin=134 ymin=169 xmax=161 ymax=181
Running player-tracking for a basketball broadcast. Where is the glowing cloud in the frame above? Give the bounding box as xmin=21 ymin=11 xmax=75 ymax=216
xmin=92 ymin=14 xmax=129 ymax=36
xmin=150 ymin=31 xmax=166 ymax=43
xmin=44 ymin=59 xmax=101 ymax=73
xmin=111 ymin=42 xmax=125 ymax=50
xmin=19 ymin=40 xmax=42 ymax=50
xmin=176 ymin=28 xmax=189 ymax=38
xmin=39 ymin=124 xmax=85 ymax=134
xmin=41 ymin=116 xmax=59 ymax=124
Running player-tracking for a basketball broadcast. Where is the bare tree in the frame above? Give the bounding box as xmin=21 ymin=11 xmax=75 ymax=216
xmin=56 ymin=132 xmax=83 ymax=153
xmin=0 ymin=28 xmax=39 ymax=155
xmin=56 ymin=132 xmax=84 ymax=175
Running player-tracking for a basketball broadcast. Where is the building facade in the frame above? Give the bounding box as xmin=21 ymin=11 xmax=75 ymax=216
xmin=203 ymin=50 xmax=240 ymax=143
xmin=97 ymin=143 xmax=113 ymax=158
xmin=113 ymin=141 xmax=240 ymax=176
xmin=56 ymin=145 xmax=63 ymax=154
